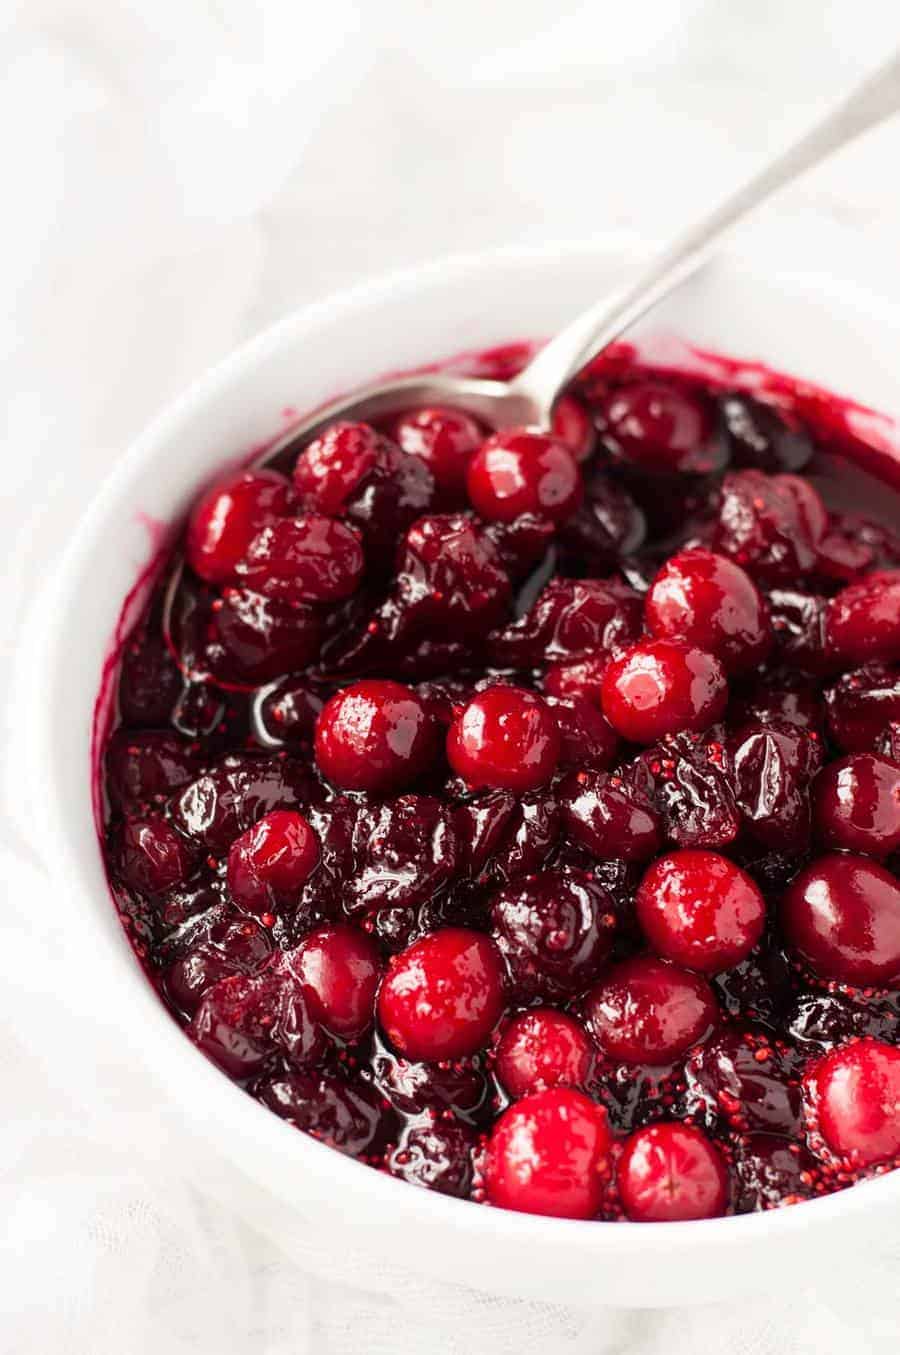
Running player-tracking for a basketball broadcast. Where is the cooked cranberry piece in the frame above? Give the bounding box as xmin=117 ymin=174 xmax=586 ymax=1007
xmin=805 ymin=1038 xmax=900 ymax=1167
xmin=447 ymin=685 xmax=560 ymax=793
xmin=826 ymin=570 xmax=900 ymax=666
xmin=186 ymin=469 xmax=294 ymax=585
xmin=601 ymin=639 xmax=728 ymax=744
xmin=118 ymin=616 xmax=183 ymax=726
xmin=491 ymin=868 xmax=615 ymax=1002
xmin=618 ymin=1123 xmax=728 ymax=1222
xmin=781 ymin=852 xmax=900 ymax=986
xmin=813 ymin=753 xmax=900 ymax=859
xmin=172 ymin=753 xmax=321 ymax=856
xmin=378 ymin=927 xmax=504 ymax=1061
xmin=226 ymin=809 xmax=319 ymax=915
xmin=713 ymin=470 xmax=827 ymax=584
xmin=236 ymin=515 xmax=364 ymax=603
xmin=349 ymin=795 xmax=458 ymax=914
xmin=642 ymin=731 xmax=742 ymax=850
xmin=766 ymin=588 xmax=834 ymax=676
xmin=485 ymin=1087 xmax=613 ymax=1219
xmin=314 ymin=680 xmax=438 ymax=793
xmin=551 ymin=394 xmax=595 ymax=462
xmin=717 ymin=392 xmax=813 ymax=473
xmin=560 ymin=472 xmax=646 ymax=569
xmin=394 ymin=513 xmax=511 ymax=634
xmin=558 ymin=769 xmax=662 ymax=862
xmin=586 ymin=956 xmax=716 ymax=1066
xmin=546 ymin=697 xmax=619 ymax=771
xmin=389 ymin=406 xmax=484 ymax=495
xmin=783 ymin=992 xmax=872 ymax=1061
xmin=191 ymin=962 xmax=327 ymax=1079
xmin=388 ymin=1118 xmax=475 ymax=1197
xmin=293 ymin=421 xmax=381 ymax=515
xmin=466 ymin=429 xmax=582 ymax=524
xmin=484 ymin=513 xmax=555 ymax=581
xmin=596 ymin=380 xmax=723 ymax=475
xmin=684 ymin=1027 xmax=802 ymax=1137
xmin=495 ymin=1009 xmax=594 ymax=1099
xmin=210 ymin=589 xmax=322 ymax=684
xmin=646 ymin=548 xmax=771 ymax=676
xmin=732 ymin=1133 xmax=817 ymax=1212
xmin=877 ymin=721 xmax=900 ymax=763
xmin=543 ymin=653 xmax=608 ymax=708
xmin=727 ymin=725 xmax=814 ymax=851
xmin=117 ymin=815 xmax=197 ymax=895
xmin=255 ymin=677 xmax=326 ymax=748
xmin=636 ymin=850 xmax=765 ymax=975
xmin=454 ymin=788 xmax=559 ymax=886
xmin=825 ymin=663 xmax=900 ymax=752
xmin=732 ymin=673 xmax=825 ymax=734
xmin=257 ymin=1071 xmax=392 ymax=1158
xmin=712 ymin=939 xmax=792 ymax=1029
xmin=489 ymin=576 xmax=642 ymax=669
xmin=164 ymin=913 xmax=272 ymax=1016
xmin=371 ymin=1044 xmax=489 ymax=1122
xmin=105 ymin=729 xmax=198 ymax=810
xmin=293 ymin=924 xmax=382 ymax=1041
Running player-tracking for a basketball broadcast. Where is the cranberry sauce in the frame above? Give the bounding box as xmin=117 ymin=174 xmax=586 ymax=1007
xmin=99 ymin=338 xmax=900 ymax=1222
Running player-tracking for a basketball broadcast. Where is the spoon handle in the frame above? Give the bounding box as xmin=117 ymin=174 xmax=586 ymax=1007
xmin=514 ymin=48 xmax=900 ymax=421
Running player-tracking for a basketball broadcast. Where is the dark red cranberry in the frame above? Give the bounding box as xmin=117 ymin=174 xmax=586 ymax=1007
xmin=560 ymin=472 xmax=646 ymax=570
xmin=293 ymin=924 xmax=382 ymax=1041
xmin=640 ymin=731 xmax=741 ymax=850
xmin=257 ymin=1071 xmax=393 ymax=1158
xmin=118 ymin=615 xmax=183 ymax=726
xmin=783 ymin=992 xmax=872 ymax=1061
xmin=117 ymin=815 xmax=198 ymax=895
xmin=191 ymin=963 xmax=327 ymax=1079
xmin=447 ymin=685 xmax=560 ymax=793
xmin=826 ymin=570 xmax=900 ymax=666
xmin=349 ymin=795 xmax=458 ymax=914
xmin=236 ymin=515 xmax=364 ymax=604
xmin=713 ymin=470 xmax=827 ymax=584
xmin=209 ymin=589 xmax=322 ymax=684
xmin=292 ymin=421 xmax=381 ymax=515
xmin=727 ymin=725 xmax=814 ymax=851
xmin=489 ymin=576 xmax=642 ymax=668
xmin=254 ymin=677 xmax=326 ymax=748
xmin=484 ymin=513 xmax=555 ymax=580
xmin=731 ymin=673 xmax=825 ymax=734
xmin=646 ymin=548 xmax=771 ymax=676
xmin=684 ymin=1027 xmax=802 ymax=1136
xmin=825 ymin=663 xmax=900 ymax=752
xmin=558 ymin=769 xmax=662 ymax=862
xmin=370 ymin=1043 xmax=489 ymax=1123
xmin=877 ymin=721 xmax=900 ymax=763
xmin=186 ymin=469 xmax=294 ymax=584
xmin=164 ymin=912 xmax=272 ymax=1016
xmin=388 ymin=1118 xmax=475 ymax=1197
xmin=596 ymin=380 xmax=724 ymax=474
xmin=378 ymin=928 xmax=504 ymax=1061
xmin=552 ymin=393 xmax=596 ymax=462
xmin=226 ymin=809 xmax=320 ymax=915
xmin=586 ymin=956 xmax=717 ymax=1065
xmin=490 ymin=868 xmax=615 ymax=1002
xmin=600 ymin=639 xmax=728 ymax=744
xmin=636 ymin=850 xmax=765 ymax=975
xmin=105 ymin=729 xmax=199 ymax=810
xmin=314 ymin=680 xmax=438 ymax=793
xmin=732 ymin=1133 xmax=817 ymax=1212
xmin=712 ymin=939 xmax=793 ymax=1029
xmin=466 ymin=428 xmax=582 ymax=523
xmin=717 ymin=392 xmax=813 ymax=473
xmin=813 ymin=753 xmax=900 ymax=859
xmin=781 ymin=852 xmax=900 ymax=986
xmin=495 ymin=1008 xmax=594 ymax=1098
xmin=618 ymin=1123 xmax=728 ymax=1222
xmin=393 ymin=513 xmax=511 ymax=634
xmin=171 ymin=753 xmax=322 ymax=856
xmin=485 ymin=1087 xmax=613 ymax=1219
xmin=283 ymin=796 xmax=358 ymax=930
xmin=546 ymin=697 xmax=619 ymax=771
xmin=766 ymin=588 xmax=834 ymax=676
xmin=543 ymin=653 xmax=609 ymax=708
xmin=805 ymin=1038 xmax=900 ymax=1167
xmin=389 ymin=406 xmax=484 ymax=495
xmin=454 ymin=788 xmax=559 ymax=886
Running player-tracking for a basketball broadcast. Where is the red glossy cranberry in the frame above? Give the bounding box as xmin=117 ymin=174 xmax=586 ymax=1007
xmin=484 ymin=1087 xmax=613 ymax=1219
xmin=552 ymin=394 xmax=596 ymax=462
xmin=257 ymin=1071 xmax=393 ymax=1158
xmin=117 ymin=815 xmax=197 ymax=895
xmin=718 ymin=392 xmax=814 ymax=473
xmin=713 ymin=470 xmax=827 ymax=584
xmin=826 ymin=570 xmax=900 ymax=666
xmin=314 ymin=680 xmax=438 ymax=793
xmin=645 ymin=548 xmax=771 ymax=676
xmin=210 ymin=589 xmax=322 ymax=684
xmin=781 ymin=852 xmax=900 ymax=986
xmin=543 ymin=653 xmax=609 ymax=708
xmin=226 ymin=809 xmax=319 ymax=914
xmin=466 ymin=429 xmax=582 ymax=524
xmin=389 ymin=406 xmax=484 ymax=494
xmin=825 ymin=663 xmax=900 ymax=752
xmin=636 ymin=850 xmax=765 ymax=975
xmin=447 ymin=685 xmax=560 ymax=792
xmin=490 ymin=868 xmax=615 ymax=1002
xmin=186 ymin=469 xmax=294 ymax=585
xmin=586 ymin=956 xmax=717 ymax=1065
xmin=293 ymin=924 xmax=382 ymax=1041
xmin=105 ymin=729 xmax=198 ymax=810
xmin=732 ymin=1133 xmax=818 ymax=1212
xmin=558 ymin=769 xmax=662 ymax=862
xmin=813 ymin=754 xmax=900 ymax=859
xmin=495 ymin=1009 xmax=594 ymax=1099
xmin=388 ymin=1118 xmax=475 ymax=1197
xmin=490 ymin=576 xmax=643 ymax=669
xmin=378 ymin=928 xmax=504 ymax=1061
xmin=684 ymin=1027 xmax=802 ymax=1136
xmin=618 ymin=1123 xmax=728 ymax=1222
xmin=600 ymin=639 xmax=728 ymax=744
xmin=596 ymin=380 xmax=724 ymax=474
xmin=236 ymin=515 xmax=364 ymax=603
xmin=292 ymin=421 xmax=381 ymax=515
xmin=806 ymin=1038 xmax=900 ymax=1167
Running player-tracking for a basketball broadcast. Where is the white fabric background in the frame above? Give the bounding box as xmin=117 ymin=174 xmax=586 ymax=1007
xmin=3 ymin=1 xmax=900 ymax=1350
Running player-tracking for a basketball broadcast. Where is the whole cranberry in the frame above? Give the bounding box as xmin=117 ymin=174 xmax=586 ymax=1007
xmin=551 ymin=394 xmax=596 ymax=462
xmin=558 ymin=769 xmax=662 ymax=862
xmin=484 ymin=1087 xmax=613 ymax=1219
xmin=389 ymin=405 xmax=484 ymax=495
xmin=805 ymin=1038 xmax=900 ymax=1167
xmin=292 ymin=421 xmax=380 ymax=515
xmin=447 ymin=685 xmax=560 ymax=793
xmin=732 ymin=1133 xmax=818 ymax=1212
xmin=813 ymin=754 xmax=900 ymax=859
xmin=377 ymin=928 xmax=505 ymax=1061
xmin=713 ymin=470 xmax=827 ymax=584
xmin=395 ymin=513 xmax=511 ymax=634
xmin=717 ymin=392 xmax=813 ymax=473
xmin=617 ymin=1123 xmax=728 ymax=1222
xmin=388 ymin=1118 xmax=475 ymax=1197
xmin=236 ymin=515 xmax=364 ymax=603
xmin=636 ymin=850 xmax=765 ymax=974
xmin=596 ymin=380 xmax=724 ymax=474
xmin=490 ymin=868 xmax=615 ymax=1002
xmin=543 ymin=653 xmax=609 ymax=708
xmin=645 ymin=548 xmax=771 ymax=676
xmin=600 ymin=639 xmax=728 ymax=744
xmin=586 ymin=955 xmax=717 ymax=1065
xmin=117 ymin=815 xmax=197 ymax=895
xmin=781 ymin=852 xmax=900 ymax=986
xmin=210 ymin=589 xmax=322 ymax=684
xmin=825 ymin=663 xmax=900 ymax=752
xmin=826 ymin=570 xmax=900 ymax=666
xmin=293 ymin=924 xmax=382 ymax=1041
xmin=226 ymin=809 xmax=320 ymax=915
xmin=186 ymin=469 xmax=294 ymax=585
xmin=495 ymin=1009 xmax=594 ymax=1099
xmin=314 ymin=680 xmax=438 ymax=793
xmin=257 ymin=1071 xmax=392 ymax=1158
xmin=466 ymin=429 xmax=582 ymax=523
xmin=684 ymin=1027 xmax=802 ymax=1137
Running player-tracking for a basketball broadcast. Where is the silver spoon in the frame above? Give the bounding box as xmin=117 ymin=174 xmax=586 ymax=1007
xmin=164 ymin=48 xmax=900 ymax=648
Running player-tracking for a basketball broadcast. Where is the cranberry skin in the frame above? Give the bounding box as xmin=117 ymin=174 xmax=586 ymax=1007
xmin=377 ymin=928 xmax=504 ymax=1061
xmin=596 ymin=380 xmax=723 ymax=475
xmin=350 ymin=794 xmax=458 ymax=914
xmin=389 ymin=405 xmax=484 ymax=494
xmin=164 ymin=913 xmax=272 ymax=1016
xmin=781 ymin=852 xmax=900 ymax=986
xmin=396 ymin=513 xmax=511 ymax=634
xmin=586 ymin=956 xmax=717 ymax=1065
xmin=600 ymin=639 xmax=728 ymax=744
xmin=255 ymin=677 xmax=326 ymax=748
xmin=210 ymin=589 xmax=322 ymax=684
xmin=105 ymin=729 xmax=198 ymax=810
xmin=684 ymin=1028 xmax=802 ymax=1137
xmin=226 ymin=809 xmax=320 ymax=914
xmin=713 ymin=470 xmax=827 ymax=584
xmin=495 ymin=1009 xmax=594 ymax=1099
xmin=186 ymin=469 xmax=294 ymax=585
xmin=558 ymin=769 xmax=663 ymax=863
xmin=732 ymin=1133 xmax=817 ymax=1212
xmin=547 ymin=697 xmax=619 ymax=771
xmin=453 ymin=788 xmax=559 ymax=887
xmin=484 ymin=1087 xmax=613 ymax=1219
xmin=618 ymin=1123 xmax=728 ymax=1222
xmin=371 ymin=1046 xmax=489 ymax=1123
xmin=117 ymin=815 xmax=197 ymax=895
xmin=490 ymin=869 xmax=615 ymax=1002
xmin=447 ymin=686 xmax=560 ymax=793
xmin=490 ymin=576 xmax=643 ymax=669
xmin=293 ymin=924 xmax=382 ymax=1041
xmin=237 ymin=515 xmax=364 ymax=603
xmin=825 ymin=663 xmax=900 ymax=752
xmin=172 ymin=753 xmax=321 ymax=856
xmin=314 ymin=680 xmax=438 ymax=793
xmin=257 ymin=1071 xmax=392 ymax=1158
xmin=728 ymin=724 xmax=817 ymax=852
xmin=191 ymin=964 xmax=327 ymax=1079
xmin=118 ymin=619 xmax=183 ymax=726
xmin=292 ymin=421 xmax=380 ymax=515
xmin=466 ymin=429 xmax=583 ymax=524
xmin=813 ymin=754 xmax=900 ymax=859
xmin=806 ymin=1038 xmax=900 ymax=1167
xmin=551 ymin=394 xmax=595 ymax=463
xmin=826 ymin=570 xmax=900 ymax=666
xmin=388 ymin=1118 xmax=475 ymax=1197
xmin=636 ymin=850 xmax=765 ymax=975
xmin=646 ymin=548 xmax=771 ymax=676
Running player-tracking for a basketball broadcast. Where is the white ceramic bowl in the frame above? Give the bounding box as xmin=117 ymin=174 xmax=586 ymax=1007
xmin=30 ymin=240 xmax=900 ymax=1308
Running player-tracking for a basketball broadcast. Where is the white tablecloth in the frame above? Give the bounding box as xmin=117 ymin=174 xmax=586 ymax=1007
xmin=3 ymin=2 xmax=900 ymax=1350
